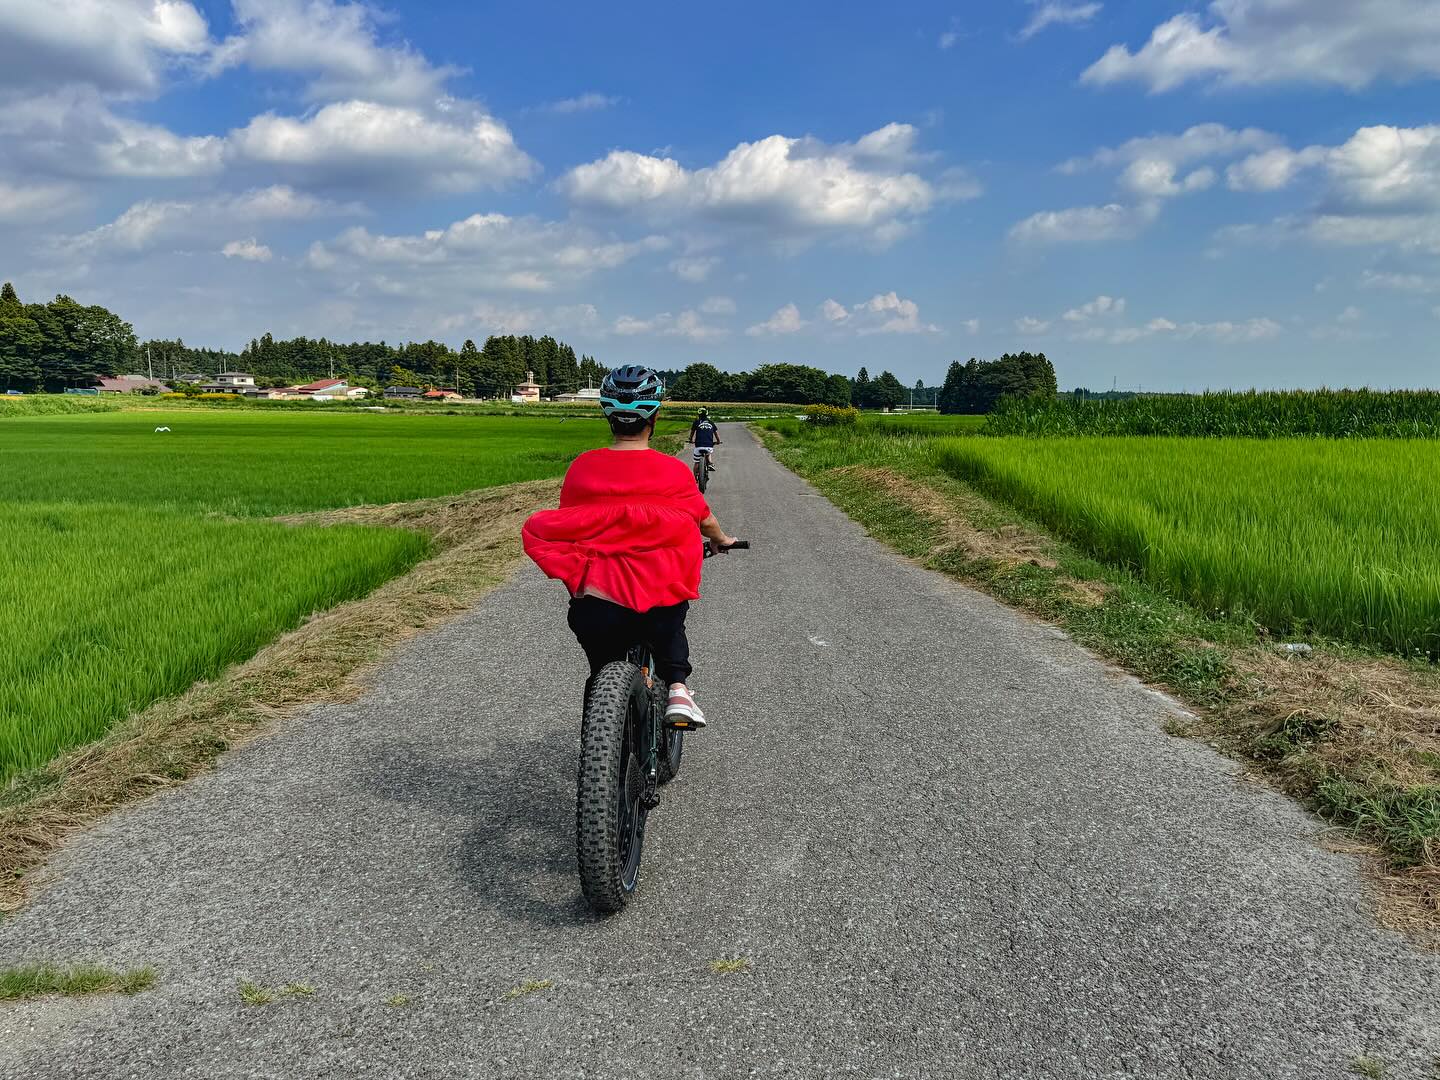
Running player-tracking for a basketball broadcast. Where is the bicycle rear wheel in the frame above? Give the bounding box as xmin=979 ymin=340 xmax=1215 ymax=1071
xmin=656 ymin=675 xmax=684 ymax=785
xmin=693 ymin=454 xmax=708 ymax=493
xmin=576 ymin=660 xmax=649 ymax=913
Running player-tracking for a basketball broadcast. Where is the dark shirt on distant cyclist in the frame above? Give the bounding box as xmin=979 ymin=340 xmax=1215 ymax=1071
xmin=692 ymin=419 xmax=718 ymax=449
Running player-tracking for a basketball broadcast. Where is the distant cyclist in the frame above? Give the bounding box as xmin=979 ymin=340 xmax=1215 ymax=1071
xmin=689 ymin=407 xmax=721 ymax=472
xmin=521 ymin=367 xmax=740 ymax=729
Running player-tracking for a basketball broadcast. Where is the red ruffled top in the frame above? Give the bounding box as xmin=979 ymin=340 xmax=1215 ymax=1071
xmin=522 ymin=448 xmax=711 ymax=612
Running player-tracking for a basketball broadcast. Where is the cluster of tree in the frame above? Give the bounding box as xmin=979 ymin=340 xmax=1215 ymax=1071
xmin=852 ymin=368 xmax=911 ymax=410
xmin=0 ymin=283 xmax=139 ymax=392
xmin=2 ymin=280 xmax=1063 ymax=413
xmin=0 ymin=282 xmax=603 ymax=399
xmin=667 ymin=363 xmax=853 ymax=406
xmin=233 ymin=333 xmax=603 ymax=398
xmin=938 ymin=353 xmax=1057 ymax=414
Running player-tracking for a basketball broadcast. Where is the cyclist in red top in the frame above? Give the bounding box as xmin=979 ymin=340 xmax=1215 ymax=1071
xmin=522 ymin=366 xmax=740 ymax=729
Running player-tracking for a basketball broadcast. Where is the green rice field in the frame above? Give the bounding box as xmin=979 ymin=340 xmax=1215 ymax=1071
xmin=936 ymin=436 xmax=1440 ymax=655
xmin=0 ymin=504 xmax=427 ymax=783
xmin=0 ymin=410 xmax=619 ymax=782
xmin=0 ymin=410 xmax=621 ymax=515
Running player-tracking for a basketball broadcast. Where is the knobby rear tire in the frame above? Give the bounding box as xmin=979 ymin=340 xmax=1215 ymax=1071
xmin=656 ymin=677 xmax=683 ymax=786
xmin=694 ymin=457 xmax=708 ymax=493
xmin=577 ymin=660 xmax=647 ymax=914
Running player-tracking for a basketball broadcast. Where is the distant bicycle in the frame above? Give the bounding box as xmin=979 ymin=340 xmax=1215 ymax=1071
xmin=691 ymin=446 xmax=715 ymax=492
xmin=575 ymin=538 xmax=748 ymax=913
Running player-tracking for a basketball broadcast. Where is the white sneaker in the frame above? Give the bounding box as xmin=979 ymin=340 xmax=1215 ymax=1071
xmin=665 ymin=685 xmax=707 ymax=729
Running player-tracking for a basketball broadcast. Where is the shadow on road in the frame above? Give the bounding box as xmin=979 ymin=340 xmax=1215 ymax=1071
xmin=363 ymin=724 xmax=594 ymax=929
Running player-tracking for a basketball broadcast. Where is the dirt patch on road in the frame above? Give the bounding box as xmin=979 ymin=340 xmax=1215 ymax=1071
xmin=0 ymin=479 xmax=558 ymax=913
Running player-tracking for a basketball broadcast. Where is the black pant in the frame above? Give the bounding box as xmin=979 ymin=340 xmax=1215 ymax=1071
xmin=567 ymin=596 xmax=692 ymax=686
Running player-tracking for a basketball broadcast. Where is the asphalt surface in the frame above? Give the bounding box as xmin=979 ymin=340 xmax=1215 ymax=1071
xmin=3 ymin=426 xmax=1439 ymax=1079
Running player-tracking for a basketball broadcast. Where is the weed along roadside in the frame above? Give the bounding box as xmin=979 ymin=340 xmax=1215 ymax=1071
xmin=757 ymin=413 xmax=1440 ymax=942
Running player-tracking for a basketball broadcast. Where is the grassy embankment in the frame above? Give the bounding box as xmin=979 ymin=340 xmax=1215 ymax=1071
xmin=0 ymin=408 xmax=649 ymax=907
xmin=760 ymin=408 xmax=1440 ymax=936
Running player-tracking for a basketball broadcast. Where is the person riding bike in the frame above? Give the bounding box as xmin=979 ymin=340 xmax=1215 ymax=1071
xmin=521 ymin=366 xmax=740 ymax=729
xmin=688 ymin=407 xmax=721 ymax=472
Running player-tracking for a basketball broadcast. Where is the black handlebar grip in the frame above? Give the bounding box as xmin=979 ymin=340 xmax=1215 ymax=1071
xmin=727 ymin=540 xmax=750 ymax=550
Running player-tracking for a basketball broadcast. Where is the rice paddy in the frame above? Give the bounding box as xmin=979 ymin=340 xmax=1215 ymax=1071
xmin=936 ymin=436 xmax=1440 ymax=656
xmin=0 ymin=410 xmax=618 ymax=781
xmin=0 ymin=410 xmax=619 ymax=515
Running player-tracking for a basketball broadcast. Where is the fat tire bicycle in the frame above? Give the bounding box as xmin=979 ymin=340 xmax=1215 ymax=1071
xmin=575 ymin=539 xmax=748 ymax=914
xmin=691 ymin=447 xmax=714 ymax=493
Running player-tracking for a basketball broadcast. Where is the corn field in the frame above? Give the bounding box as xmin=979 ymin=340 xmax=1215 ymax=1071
xmin=985 ymin=389 xmax=1440 ymax=438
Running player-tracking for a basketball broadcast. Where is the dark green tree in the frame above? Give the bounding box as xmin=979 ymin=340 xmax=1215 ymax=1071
xmin=457 ymin=339 xmax=481 ymax=397
xmin=854 ymin=366 xmax=872 ymax=409
xmin=671 ymin=362 xmax=729 ymax=401
xmin=938 ymin=361 xmax=965 ymax=414
xmin=871 ymin=370 xmax=906 ymax=411
xmin=822 ymin=373 xmax=852 ymax=407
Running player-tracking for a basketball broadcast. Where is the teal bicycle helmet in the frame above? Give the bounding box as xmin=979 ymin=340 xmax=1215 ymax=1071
xmin=600 ymin=365 xmax=664 ymax=431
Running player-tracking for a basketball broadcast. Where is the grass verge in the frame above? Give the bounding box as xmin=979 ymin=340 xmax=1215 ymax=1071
xmin=758 ymin=427 xmax=1440 ymax=943
xmin=0 ymin=478 xmax=558 ymax=913
xmin=0 ymin=964 xmax=155 ymax=1000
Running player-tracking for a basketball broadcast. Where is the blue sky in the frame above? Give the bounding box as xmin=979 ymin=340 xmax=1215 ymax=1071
xmin=2 ymin=0 xmax=1439 ymax=390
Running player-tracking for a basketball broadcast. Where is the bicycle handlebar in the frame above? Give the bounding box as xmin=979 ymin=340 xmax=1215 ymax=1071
xmin=703 ymin=539 xmax=749 ymax=558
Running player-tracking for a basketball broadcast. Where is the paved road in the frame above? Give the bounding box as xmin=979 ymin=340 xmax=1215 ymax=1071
xmin=3 ymin=428 xmax=1439 ymax=1079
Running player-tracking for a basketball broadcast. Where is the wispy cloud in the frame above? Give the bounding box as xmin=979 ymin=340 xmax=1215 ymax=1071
xmin=536 ymin=92 xmax=621 ymax=115
xmin=1019 ymin=2 xmax=1101 ymax=42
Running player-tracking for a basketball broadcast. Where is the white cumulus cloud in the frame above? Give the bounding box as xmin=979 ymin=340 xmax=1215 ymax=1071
xmin=1063 ymin=295 xmax=1127 ymax=322
xmin=745 ymin=303 xmax=807 ymax=336
xmin=561 ymin=123 xmax=966 ymax=245
xmin=1221 ymin=125 xmax=1440 ymax=256
xmin=0 ymin=0 xmax=212 ymax=95
xmin=304 ymin=213 xmax=668 ymax=293
xmin=228 ymin=99 xmax=535 ymax=193
xmin=1010 ymin=202 xmax=1158 ymax=244
xmin=1082 ymin=0 xmax=1440 ymax=92
xmin=55 ymin=185 xmax=350 ymax=258
xmin=0 ymin=89 xmax=224 ymax=180
xmin=221 ymin=237 xmax=273 ymax=261
xmin=613 ymin=309 xmax=726 ymax=343
xmin=209 ymin=0 xmax=459 ymax=105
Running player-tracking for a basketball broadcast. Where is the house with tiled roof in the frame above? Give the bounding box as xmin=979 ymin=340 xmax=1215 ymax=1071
xmin=94 ymin=375 xmax=172 ymax=394
xmin=294 ymin=378 xmax=369 ymax=400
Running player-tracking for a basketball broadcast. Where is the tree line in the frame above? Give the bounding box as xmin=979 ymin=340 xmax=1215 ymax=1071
xmin=2 ymin=281 xmax=1059 ymax=409
xmin=662 ymin=353 xmax=1056 ymax=411
xmin=0 ymin=283 xmax=139 ymax=393
xmin=936 ymin=353 xmax=1057 ymax=414
xmin=0 ymin=282 xmax=602 ymax=397
xmin=233 ymin=332 xmax=603 ymax=398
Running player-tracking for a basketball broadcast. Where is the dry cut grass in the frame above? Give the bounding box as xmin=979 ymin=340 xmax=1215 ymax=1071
xmin=0 ymin=479 xmax=558 ymax=912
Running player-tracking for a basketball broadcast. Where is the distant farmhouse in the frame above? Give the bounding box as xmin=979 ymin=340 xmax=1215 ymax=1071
xmin=384 ymin=386 xmax=422 ymax=400
xmin=291 ymin=379 xmax=369 ymax=400
xmin=94 ymin=375 xmax=172 ymax=394
xmin=552 ymin=387 xmax=602 ymax=404
xmin=199 ymin=372 xmax=257 ymax=393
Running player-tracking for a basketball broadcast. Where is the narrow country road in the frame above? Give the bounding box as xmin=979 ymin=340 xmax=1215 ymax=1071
xmin=3 ymin=426 xmax=1438 ymax=1079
